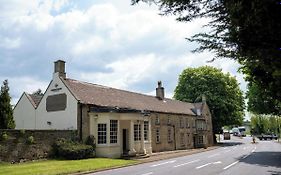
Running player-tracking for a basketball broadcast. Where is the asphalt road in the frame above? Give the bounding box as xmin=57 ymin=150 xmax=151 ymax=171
xmin=90 ymin=136 xmax=281 ymax=175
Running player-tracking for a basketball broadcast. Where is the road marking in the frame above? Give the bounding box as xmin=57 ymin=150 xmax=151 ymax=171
xmin=223 ymin=147 xmax=228 ymax=149
xmin=173 ymin=159 xmax=200 ymax=168
xmin=141 ymin=172 xmax=153 ymax=175
xmin=196 ymin=161 xmax=222 ymax=169
xmin=213 ymin=161 xmax=222 ymax=164
xmin=196 ymin=163 xmax=212 ymax=169
xmin=251 ymin=146 xmax=256 ymax=153
xmin=150 ymin=160 xmax=176 ymax=167
xmin=242 ymin=154 xmax=250 ymax=159
xmin=223 ymin=161 xmax=239 ymax=170
xmin=224 ymin=150 xmax=230 ymax=153
xmin=243 ymin=147 xmax=246 ymax=150
xmin=208 ymin=153 xmax=220 ymax=158
xmin=232 ymin=147 xmax=237 ymax=150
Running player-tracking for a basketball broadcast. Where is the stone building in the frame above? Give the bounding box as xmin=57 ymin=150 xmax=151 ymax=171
xmin=13 ymin=60 xmax=213 ymax=158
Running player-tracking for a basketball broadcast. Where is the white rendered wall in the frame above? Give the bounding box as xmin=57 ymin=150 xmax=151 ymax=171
xmin=13 ymin=93 xmax=36 ymax=129
xmin=35 ymin=73 xmax=78 ymax=129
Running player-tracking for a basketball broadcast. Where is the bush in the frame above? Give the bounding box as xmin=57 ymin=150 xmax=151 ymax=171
xmin=19 ymin=129 xmax=25 ymax=137
xmin=26 ymin=136 xmax=35 ymax=144
xmin=52 ymin=138 xmax=95 ymax=160
xmin=85 ymin=135 xmax=96 ymax=148
xmin=0 ymin=132 xmax=8 ymax=141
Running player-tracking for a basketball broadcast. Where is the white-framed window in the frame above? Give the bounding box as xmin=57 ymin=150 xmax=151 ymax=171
xmin=168 ymin=127 xmax=172 ymax=142
xmin=180 ymin=133 xmax=185 ymax=147
xmin=134 ymin=124 xmax=141 ymax=141
xmin=144 ymin=121 xmax=149 ymax=141
xmin=155 ymin=115 xmax=160 ymax=125
xmin=110 ymin=120 xmax=118 ymax=144
xmin=98 ymin=123 xmax=107 ymax=144
xmin=156 ymin=128 xmax=160 ymax=143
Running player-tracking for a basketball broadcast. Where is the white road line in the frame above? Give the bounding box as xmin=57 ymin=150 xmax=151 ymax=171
xmin=141 ymin=172 xmax=153 ymax=175
xmin=173 ymin=159 xmax=200 ymax=168
xmin=223 ymin=161 xmax=239 ymax=170
xmin=196 ymin=163 xmax=212 ymax=169
xmin=213 ymin=161 xmax=222 ymax=164
xmin=223 ymin=147 xmax=228 ymax=149
xmin=208 ymin=153 xmax=220 ymax=158
xmin=150 ymin=160 xmax=176 ymax=167
xmin=242 ymin=154 xmax=250 ymax=159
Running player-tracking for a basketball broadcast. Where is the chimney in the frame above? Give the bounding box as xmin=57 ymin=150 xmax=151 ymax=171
xmin=54 ymin=60 xmax=66 ymax=78
xmin=156 ymin=81 xmax=165 ymax=100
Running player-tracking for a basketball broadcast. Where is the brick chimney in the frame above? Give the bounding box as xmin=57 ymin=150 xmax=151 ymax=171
xmin=156 ymin=81 xmax=164 ymax=100
xmin=54 ymin=60 xmax=66 ymax=78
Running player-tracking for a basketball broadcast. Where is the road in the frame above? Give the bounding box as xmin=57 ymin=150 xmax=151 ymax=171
xmin=90 ymin=136 xmax=281 ymax=175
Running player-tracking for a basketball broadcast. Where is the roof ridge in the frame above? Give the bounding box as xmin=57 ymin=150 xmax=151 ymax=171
xmin=65 ymin=78 xmax=191 ymax=104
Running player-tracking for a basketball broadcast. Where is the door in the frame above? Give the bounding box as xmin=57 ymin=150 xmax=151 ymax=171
xmin=122 ymin=129 xmax=128 ymax=152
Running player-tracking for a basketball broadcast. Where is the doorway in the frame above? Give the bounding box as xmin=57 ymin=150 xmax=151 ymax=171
xmin=122 ymin=129 xmax=128 ymax=154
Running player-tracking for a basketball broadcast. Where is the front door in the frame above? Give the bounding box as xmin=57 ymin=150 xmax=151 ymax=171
xmin=122 ymin=129 xmax=128 ymax=152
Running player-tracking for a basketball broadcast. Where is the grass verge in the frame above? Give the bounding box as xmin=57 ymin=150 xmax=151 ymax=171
xmin=0 ymin=158 xmax=137 ymax=175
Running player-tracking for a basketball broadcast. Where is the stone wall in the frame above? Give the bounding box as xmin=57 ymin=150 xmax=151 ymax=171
xmin=0 ymin=129 xmax=77 ymax=163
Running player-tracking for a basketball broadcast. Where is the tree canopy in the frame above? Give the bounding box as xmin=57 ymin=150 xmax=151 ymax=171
xmin=132 ymin=0 xmax=281 ymax=114
xmin=174 ymin=66 xmax=244 ymax=135
xmin=0 ymin=80 xmax=15 ymax=129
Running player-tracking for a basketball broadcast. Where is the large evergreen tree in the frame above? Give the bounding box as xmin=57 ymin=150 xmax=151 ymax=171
xmin=174 ymin=66 xmax=244 ymax=139
xmin=0 ymin=79 xmax=15 ymax=129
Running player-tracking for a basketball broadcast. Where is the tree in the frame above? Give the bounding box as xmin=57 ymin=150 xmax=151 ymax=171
xmin=132 ymin=0 xmax=281 ymax=114
xmin=247 ymin=82 xmax=280 ymax=115
xmin=32 ymin=89 xmax=44 ymax=96
xmin=174 ymin=66 xmax=244 ymax=140
xmin=0 ymin=80 xmax=15 ymax=129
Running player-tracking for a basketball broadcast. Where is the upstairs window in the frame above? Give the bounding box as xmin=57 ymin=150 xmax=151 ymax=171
xmin=155 ymin=115 xmax=160 ymax=125
xmin=168 ymin=128 xmax=172 ymax=142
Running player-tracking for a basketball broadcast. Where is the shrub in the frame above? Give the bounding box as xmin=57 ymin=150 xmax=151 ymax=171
xmin=0 ymin=132 xmax=8 ymax=141
xmin=85 ymin=135 xmax=96 ymax=148
xmin=19 ymin=129 xmax=25 ymax=137
xmin=52 ymin=138 xmax=95 ymax=160
xmin=26 ymin=136 xmax=35 ymax=144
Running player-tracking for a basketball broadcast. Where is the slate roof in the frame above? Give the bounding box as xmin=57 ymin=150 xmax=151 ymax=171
xmin=26 ymin=93 xmax=43 ymax=108
xmin=63 ymin=78 xmax=198 ymax=115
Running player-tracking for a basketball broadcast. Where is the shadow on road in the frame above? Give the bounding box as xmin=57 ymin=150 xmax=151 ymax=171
xmin=217 ymin=141 xmax=243 ymax=147
xmin=268 ymin=170 xmax=281 ymax=175
xmin=237 ymin=151 xmax=281 ymax=168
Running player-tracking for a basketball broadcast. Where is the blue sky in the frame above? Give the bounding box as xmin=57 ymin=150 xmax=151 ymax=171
xmin=0 ymin=0 xmax=246 ymax=106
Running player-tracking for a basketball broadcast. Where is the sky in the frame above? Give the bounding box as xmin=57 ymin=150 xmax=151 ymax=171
xmin=0 ymin=0 xmax=247 ymax=107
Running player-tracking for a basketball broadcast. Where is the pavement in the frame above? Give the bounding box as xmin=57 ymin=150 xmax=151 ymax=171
xmin=85 ymin=136 xmax=281 ymax=175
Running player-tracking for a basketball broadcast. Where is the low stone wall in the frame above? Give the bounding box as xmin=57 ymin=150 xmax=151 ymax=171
xmin=0 ymin=129 xmax=77 ymax=163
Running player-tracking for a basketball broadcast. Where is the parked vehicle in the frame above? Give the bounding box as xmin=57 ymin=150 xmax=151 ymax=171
xmin=232 ymin=128 xmax=240 ymax=136
xmin=238 ymin=126 xmax=246 ymax=137
xmin=223 ymin=131 xmax=231 ymax=140
xmin=257 ymin=134 xmax=278 ymax=140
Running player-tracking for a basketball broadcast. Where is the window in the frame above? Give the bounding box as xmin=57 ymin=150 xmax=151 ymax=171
xmin=110 ymin=120 xmax=118 ymax=143
xmin=167 ymin=116 xmax=171 ymax=125
xmin=168 ymin=128 xmax=172 ymax=142
xmin=186 ymin=118 xmax=190 ymax=128
xmin=192 ymin=119 xmax=196 ymax=128
xmin=198 ymin=135 xmax=204 ymax=145
xmin=156 ymin=128 xmax=160 ymax=143
xmin=186 ymin=133 xmax=190 ymax=144
xmin=155 ymin=115 xmax=160 ymax=125
xmin=180 ymin=117 xmax=184 ymax=128
xmin=196 ymin=120 xmax=206 ymax=130
xmin=98 ymin=124 xmax=107 ymax=144
xmin=134 ymin=124 xmax=141 ymax=141
xmin=180 ymin=133 xmax=185 ymax=147
xmin=144 ymin=121 xmax=149 ymax=141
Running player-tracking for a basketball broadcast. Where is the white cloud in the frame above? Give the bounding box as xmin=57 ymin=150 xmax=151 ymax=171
xmin=0 ymin=0 xmax=246 ymax=106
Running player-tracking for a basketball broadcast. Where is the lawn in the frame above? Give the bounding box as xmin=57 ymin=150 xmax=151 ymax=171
xmin=0 ymin=158 xmax=137 ymax=175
